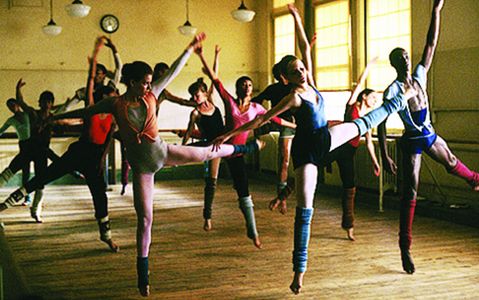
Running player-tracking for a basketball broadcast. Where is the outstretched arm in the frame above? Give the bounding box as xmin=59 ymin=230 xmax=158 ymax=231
xmin=420 ymin=0 xmax=444 ymax=72
xmin=15 ymin=79 xmax=34 ymax=113
xmin=346 ymin=57 xmax=378 ymax=106
xmin=205 ymin=45 xmax=222 ymax=103
xmin=151 ymin=32 xmax=206 ymax=98
xmin=162 ymin=90 xmax=196 ymax=107
xmin=86 ymin=36 xmax=106 ymax=107
xmin=212 ymin=93 xmax=298 ymax=149
xmin=288 ymin=3 xmax=315 ymax=86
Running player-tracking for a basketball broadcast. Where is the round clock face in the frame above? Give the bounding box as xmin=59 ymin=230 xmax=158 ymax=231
xmin=100 ymin=14 xmax=119 ymax=34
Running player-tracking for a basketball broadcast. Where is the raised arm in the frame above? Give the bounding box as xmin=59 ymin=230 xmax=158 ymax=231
xmin=151 ymin=32 xmax=206 ymax=98
xmin=86 ymin=37 xmax=106 ymax=107
xmin=420 ymin=0 xmax=444 ymax=72
xmin=196 ymin=44 xmax=217 ymax=82
xmin=104 ymin=37 xmax=122 ymax=86
xmin=15 ymin=79 xmax=34 ymax=113
xmin=346 ymin=57 xmax=378 ymax=106
xmin=205 ymin=45 xmax=221 ymax=103
xmin=288 ymin=3 xmax=315 ymax=86
xmin=162 ymin=89 xmax=196 ymax=107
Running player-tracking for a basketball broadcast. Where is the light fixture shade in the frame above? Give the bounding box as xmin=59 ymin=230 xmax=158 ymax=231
xmin=231 ymin=1 xmax=255 ymax=22
xmin=65 ymin=0 xmax=91 ymax=18
xmin=43 ymin=19 xmax=62 ymax=36
xmin=178 ymin=20 xmax=197 ymax=36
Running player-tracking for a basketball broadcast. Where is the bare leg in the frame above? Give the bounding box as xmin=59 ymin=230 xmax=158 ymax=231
xmin=132 ymin=171 xmax=154 ymax=296
xmin=329 ymin=123 xmax=360 ymax=152
xmin=164 ymin=144 xmax=235 ymax=166
xmin=290 ymin=164 xmax=317 ymax=294
xmin=426 ymin=136 xmax=479 ymax=191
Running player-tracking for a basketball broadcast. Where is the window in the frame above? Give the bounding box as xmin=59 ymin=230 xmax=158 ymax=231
xmin=314 ymin=0 xmax=351 ymax=91
xmin=273 ymin=14 xmax=295 ymax=64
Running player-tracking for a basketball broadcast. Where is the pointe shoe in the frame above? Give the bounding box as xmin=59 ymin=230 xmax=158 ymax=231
xmin=203 ymin=219 xmax=212 ymax=231
xmin=121 ymin=184 xmax=127 ymax=195
xmin=138 ymin=284 xmax=150 ymax=297
xmin=101 ymin=237 xmax=120 ymax=253
xmin=253 ymin=236 xmax=262 ymax=249
xmin=289 ymin=272 xmax=304 ymax=295
xmin=30 ymin=209 xmax=43 ymax=224
xmin=345 ymin=227 xmax=355 ymax=241
xmin=401 ymin=249 xmax=415 ymax=274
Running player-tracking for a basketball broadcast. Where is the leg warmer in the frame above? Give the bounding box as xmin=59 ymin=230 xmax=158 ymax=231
xmin=341 ymin=187 xmax=356 ymax=229
xmin=399 ymin=198 xmax=416 ymax=250
xmin=239 ymin=195 xmax=258 ymax=239
xmin=292 ymin=207 xmax=314 ymax=273
xmin=448 ymin=160 xmax=479 ymax=189
xmin=203 ymin=177 xmax=217 ymax=220
xmin=137 ymin=256 xmax=149 ymax=288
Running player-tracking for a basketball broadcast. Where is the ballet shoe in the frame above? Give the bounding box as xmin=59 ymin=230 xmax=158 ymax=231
xmin=121 ymin=184 xmax=127 ymax=195
xmin=138 ymin=284 xmax=150 ymax=297
xmin=101 ymin=237 xmax=120 ymax=253
xmin=401 ymin=249 xmax=415 ymax=274
xmin=30 ymin=209 xmax=43 ymax=224
xmin=345 ymin=227 xmax=355 ymax=241
xmin=203 ymin=219 xmax=212 ymax=231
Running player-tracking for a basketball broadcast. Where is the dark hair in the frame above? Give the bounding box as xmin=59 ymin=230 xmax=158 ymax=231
xmin=6 ymin=98 xmax=17 ymax=107
xmin=188 ymin=78 xmax=208 ymax=96
xmin=39 ymin=91 xmax=54 ymax=105
xmin=121 ymin=61 xmax=153 ymax=87
xmin=356 ymin=88 xmax=375 ymax=104
xmin=98 ymin=85 xmax=116 ymax=97
xmin=96 ymin=63 xmax=107 ymax=74
xmin=153 ymin=62 xmax=170 ymax=82
xmin=272 ymin=63 xmax=282 ymax=81
xmin=389 ymin=47 xmax=405 ymax=70
xmin=235 ymin=76 xmax=253 ymax=97
xmin=276 ymin=55 xmax=298 ymax=78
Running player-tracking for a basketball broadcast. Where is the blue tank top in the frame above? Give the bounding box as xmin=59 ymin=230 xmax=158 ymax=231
xmin=293 ymin=87 xmax=327 ymax=133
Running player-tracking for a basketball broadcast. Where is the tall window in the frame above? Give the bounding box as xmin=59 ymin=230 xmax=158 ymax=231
xmin=367 ymin=0 xmax=411 ymax=129
xmin=273 ymin=14 xmax=295 ymax=64
xmin=366 ymin=0 xmax=411 ymax=91
xmin=314 ymin=0 xmax=351 ymax=91
xmin=314 ymin=0 xmax=351 ymax=120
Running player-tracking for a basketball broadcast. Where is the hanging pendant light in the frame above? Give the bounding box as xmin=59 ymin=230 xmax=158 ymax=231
xmin=43 ymin=0 xmax=62 ymax=36
xmin=231 ymin=0 xmax=255 ymax=23
xmin=178 ymin=0 xmax=197 ymax=36
xmin=65 ymin=0 xmax=91 ymax=18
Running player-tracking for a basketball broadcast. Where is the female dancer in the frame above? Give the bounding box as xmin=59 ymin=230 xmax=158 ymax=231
xmin=322 ymin=58 xmax=380 ymax=241
xmin=182 ymin=45 xmax=224 ymax=231
xmin=2 ymin=33 xmax=261 ymax=297
xmin=0 ymin=37 xmax=120 ymax=252
xmin=210 ymin=5 xmax=415 ymax=293
xmin=195 ymin=44 xmax=296 ymax=249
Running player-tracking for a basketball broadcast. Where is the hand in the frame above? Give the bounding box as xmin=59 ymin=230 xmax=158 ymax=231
xmin=190 ymin=32 xmax=206 ymax=50
xmin=382 ymin=155 xmax=397 ymax=175
xmin=194 ymin=43 xmax=203 ymax=55
xmin=211 ymin=134 xmax=228 ymax=152
xmin=215 ymin=45 xmax=221 ymax=55
xmin=269 ymin=198 xmax=287 ymax=214
xmin=287 ymin=3 xmax=299 ymax=17
xmin=16 ymin=78 xmax=26 ymax=90
xmin=310 ymin=33 xmax=317 ymax=48
xmin=369 ymin=56 xmax=380 ymax=65
xmin=373 ymin=162 xmax=381 ymax=177
xmin=434 ymin=0 xmax=444 ymax=11
xmin=104 ymin=37 xmax=117 ymax=52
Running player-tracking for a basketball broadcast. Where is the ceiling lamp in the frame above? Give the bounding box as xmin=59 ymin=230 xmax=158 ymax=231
xmin=231 ymin=0 xmax=255 ymax=23
xmin=178 ymin=0 xmax=197 ymax=36
xmin=43 ymin=0 xmax=62 ymax=36
xmin=65 ymin=0 xmax=91 ymax=18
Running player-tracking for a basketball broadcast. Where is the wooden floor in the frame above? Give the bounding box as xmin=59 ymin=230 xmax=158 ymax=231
xmin=1 ymin=179 xmax=478 ymax=300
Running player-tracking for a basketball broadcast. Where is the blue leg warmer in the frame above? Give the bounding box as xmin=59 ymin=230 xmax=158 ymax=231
xmin=292 ymin=207 xmax=314 ymax=273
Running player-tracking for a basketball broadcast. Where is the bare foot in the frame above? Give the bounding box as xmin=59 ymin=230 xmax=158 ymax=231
xmin=203 ymin=219 xmax=212 ymax=231
xmin=346 ymin=228 xmax=355 ymax=241
xmin=101 ymin=238 xmax=120 ymax=253
xmin=289 ymin=272 xmax=304 ymax=294
xmin=253 ymin=236 xmax=262 ymax=249
xmin=138 ymin=285 xmax=150 ymax=297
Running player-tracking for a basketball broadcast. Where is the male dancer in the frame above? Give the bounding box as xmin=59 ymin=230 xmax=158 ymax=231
xmin=378 ymin=0 xmax=479 ymax=274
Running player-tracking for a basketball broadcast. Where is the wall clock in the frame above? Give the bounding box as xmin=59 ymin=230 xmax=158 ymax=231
xmin=100 ymin=14 xmax=119 ymax=34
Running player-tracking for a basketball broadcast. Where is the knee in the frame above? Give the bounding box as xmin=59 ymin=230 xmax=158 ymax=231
xmin=137 ymin=213 xmax=153 ymax=231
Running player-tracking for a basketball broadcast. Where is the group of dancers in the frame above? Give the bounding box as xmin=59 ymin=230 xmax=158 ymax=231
xmin=1 ymin=0 xmax=478 ymax=297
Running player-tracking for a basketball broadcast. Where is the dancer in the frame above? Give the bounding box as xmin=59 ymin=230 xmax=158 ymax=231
xmin=322 ymin=58 xmax=380 ymax=241
xmin=211 ymin=4 xmax=415 ymax=293
xmin=195 ymin=43 xmax=296 ymax=248
xmin=18 ymin=33 xmax=262 ymax=297
xmin=182 ymin=45 xmax=224 ymax=231
xmin=0 ymin=37 xmax=120 ymax=254
xmin=377 ymin=0 xmax=478 ymax=275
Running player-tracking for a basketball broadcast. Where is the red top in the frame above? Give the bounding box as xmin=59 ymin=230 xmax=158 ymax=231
xmin=344 ymin=104 xmax=360 ymax=148
xmin=88 ymin=113 xmax=113 ymax=145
